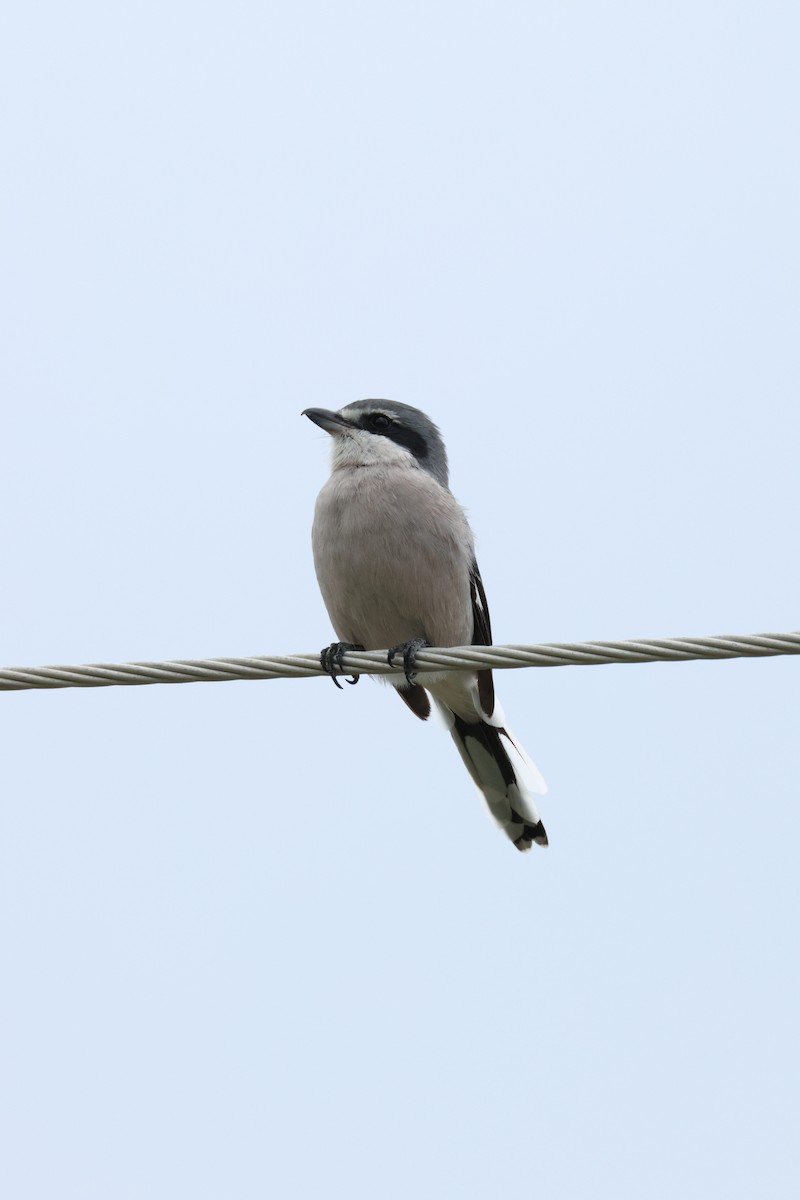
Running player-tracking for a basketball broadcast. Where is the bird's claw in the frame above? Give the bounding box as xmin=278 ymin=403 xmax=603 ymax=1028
xmin=387 ymin=638 xmax=429 ymax=686
xmin=320 ymin=642 xmax=365 ymax=688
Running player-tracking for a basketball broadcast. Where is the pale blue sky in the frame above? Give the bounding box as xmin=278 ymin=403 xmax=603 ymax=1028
xmin=1 ymin=2 xmax=799 ymax=1197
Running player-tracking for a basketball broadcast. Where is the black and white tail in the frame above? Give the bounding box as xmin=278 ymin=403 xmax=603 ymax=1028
xmin=393 ymin=562 xmax=548 ymax=851
xmin=434 ymin=696 xmax=548 ymax=851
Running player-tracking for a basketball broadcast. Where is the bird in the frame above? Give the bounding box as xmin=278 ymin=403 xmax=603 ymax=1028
xmin=303 ymin=399 xmax=548 ymax=851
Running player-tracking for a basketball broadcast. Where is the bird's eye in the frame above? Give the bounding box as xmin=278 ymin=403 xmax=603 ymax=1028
xmin=370 ymin=413 xmax=392 ymax=431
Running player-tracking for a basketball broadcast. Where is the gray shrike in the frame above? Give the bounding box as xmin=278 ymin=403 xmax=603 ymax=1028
xmin=303 ymin=399 xmax=548 ymax=851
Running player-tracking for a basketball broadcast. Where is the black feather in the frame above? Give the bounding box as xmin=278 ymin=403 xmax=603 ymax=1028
xmin=469 ymin=562 xmax=495 ymax=718
xmin=396 ymin=682 xmax=431 ymax=721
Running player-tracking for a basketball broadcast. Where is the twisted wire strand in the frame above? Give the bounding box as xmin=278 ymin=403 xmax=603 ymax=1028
xmin=1 ymin=631 xmax=798 ymax=692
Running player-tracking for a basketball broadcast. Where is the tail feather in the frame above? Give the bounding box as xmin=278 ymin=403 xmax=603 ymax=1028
xmin=432 ymin=697 xmax=548 ymax=851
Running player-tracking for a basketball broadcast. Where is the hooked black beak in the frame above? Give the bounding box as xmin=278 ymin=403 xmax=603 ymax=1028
xmin=302 ymin=407 xmax=353 ymax=435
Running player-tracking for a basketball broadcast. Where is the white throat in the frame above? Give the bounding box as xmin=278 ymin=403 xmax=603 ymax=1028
xmin=329 ymin=428 xmax=417 ymax=473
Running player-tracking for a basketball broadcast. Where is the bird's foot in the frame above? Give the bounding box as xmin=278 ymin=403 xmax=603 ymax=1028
xmin=387 ymin=638 xmax=429 ymax=686
xmin=320 ymin=642 xmax=365 ymax=689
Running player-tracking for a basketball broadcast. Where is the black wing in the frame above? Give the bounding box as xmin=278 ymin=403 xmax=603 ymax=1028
xmin=470 ymin=561 xmax=496 ymax=718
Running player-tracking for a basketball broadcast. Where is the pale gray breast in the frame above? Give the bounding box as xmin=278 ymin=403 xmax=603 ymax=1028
xmin=312 ymin=465 xmax=475 ymax=649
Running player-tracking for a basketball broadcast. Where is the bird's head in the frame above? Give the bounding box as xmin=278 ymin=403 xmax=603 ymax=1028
xmin=302 ymin=399 xmax=449 ymax=488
